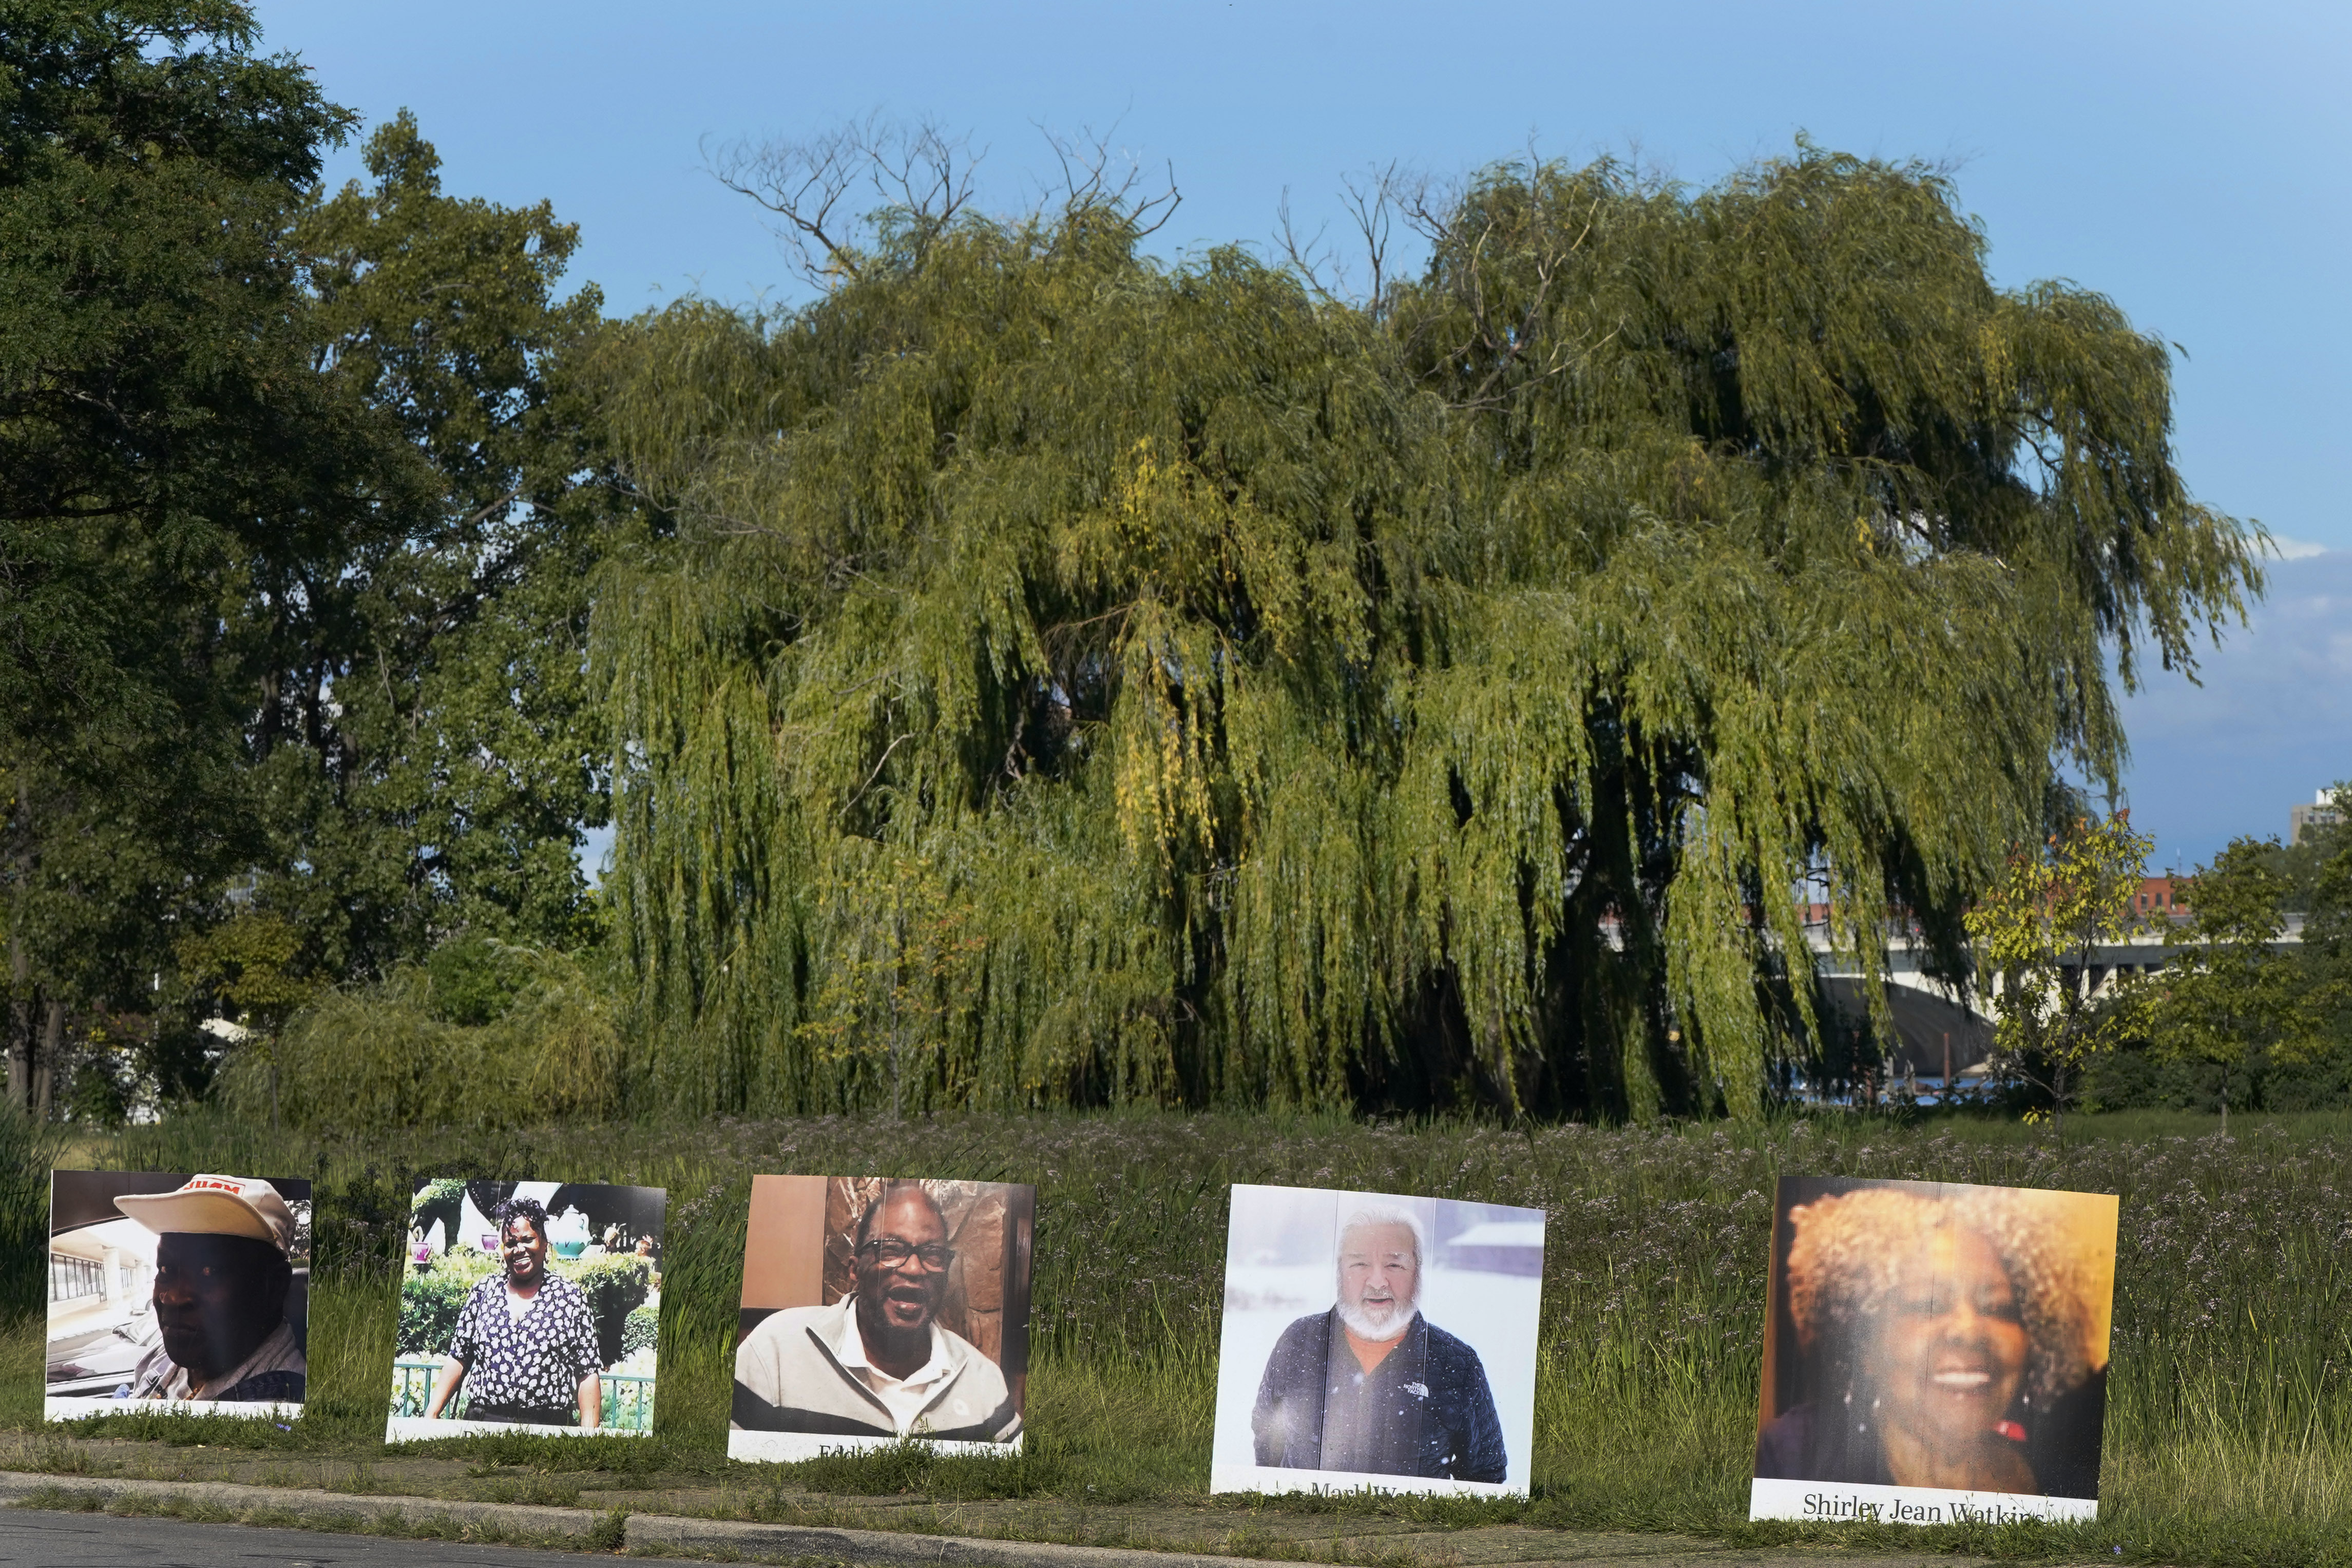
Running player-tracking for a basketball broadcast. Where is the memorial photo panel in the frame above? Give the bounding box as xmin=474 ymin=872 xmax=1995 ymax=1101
xmin=729 ymin=1175 xmax=1035 ymax=1463
xmin=385 ymin=1178 xmax=667 ymax=1441
xmin=1750 ymin=1175 xmax=2118 ymax=1526
xmin=46 ymin=1170 xmax=312 ymax=1421
xmin=1210 ymin=1183 xmax=1545 ymax=1498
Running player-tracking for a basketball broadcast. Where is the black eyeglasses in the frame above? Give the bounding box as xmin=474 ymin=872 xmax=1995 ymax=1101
xmin=857 ymin=1237 xmax=955 ymax=1272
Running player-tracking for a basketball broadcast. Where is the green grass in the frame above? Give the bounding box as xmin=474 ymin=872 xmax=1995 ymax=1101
xmin=10 ymin=1106 xmax=2352 ymax=1564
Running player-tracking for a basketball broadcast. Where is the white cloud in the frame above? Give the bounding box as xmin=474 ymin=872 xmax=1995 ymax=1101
xmin=2116 ymin=551 xmax=2352 ymax=867
xmin=2269 ymin=534 xmax=2332 ymax=560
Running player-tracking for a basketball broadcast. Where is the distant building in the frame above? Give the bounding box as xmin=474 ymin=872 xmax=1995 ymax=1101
xmin=2132 ymin=876 xmax=2186 ymax=920
xmin=2292 ymin=788 xmax=2342 ymax=845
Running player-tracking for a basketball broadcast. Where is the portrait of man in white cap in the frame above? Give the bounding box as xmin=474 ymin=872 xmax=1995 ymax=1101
xmin=112 ymin=1174 xmax=307 ymax=1404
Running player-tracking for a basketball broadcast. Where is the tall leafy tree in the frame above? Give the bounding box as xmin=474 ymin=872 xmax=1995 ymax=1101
xmin=3 ymin=6 xmax=610 ymax=1115
xmin=2155 ymin=836 xmax=2315 ymax=1129
xmin=590 ymin=144 xmax=2261 ymax=1119
xmin=0 ymin=0 xmax=399 ymax=1110
xmin=236 ymin=111 xmax=614 ymax=980
xmin=2301 ymin=809 xmax=2352 ymax=1057
xmin=1966 ymin=812 xmax=2155 ymax=1138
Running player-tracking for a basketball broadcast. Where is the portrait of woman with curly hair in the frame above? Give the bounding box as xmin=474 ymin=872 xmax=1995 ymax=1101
xmin=1752 ymin=1178 xmax=2117 ymax=1512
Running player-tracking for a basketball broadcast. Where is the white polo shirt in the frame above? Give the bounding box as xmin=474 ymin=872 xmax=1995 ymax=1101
xmin=830 ymin=1295 xmax=956 ymax=1435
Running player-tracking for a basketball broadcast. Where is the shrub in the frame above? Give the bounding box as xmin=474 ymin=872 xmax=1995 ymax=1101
xmin=416 ymin=1176 xmax=468 ymax=1210
xmin=398 ymin=1270 xmax=470 ymax=1357
xmin=426 ymin=935 xmax=536 ymax=1027
xmin=216 ymin=947 xmax=623 ymax=1133
xmin=2086 ymin=1039 xmax=2352 ymax=1114
xmin=396 ymin=1249 xmax=500 ymax=1355
xmin=561 ymin=1253 xmax=652 ymax=1367
xmin=621 ymin=1301 xmax=660 ymax=1358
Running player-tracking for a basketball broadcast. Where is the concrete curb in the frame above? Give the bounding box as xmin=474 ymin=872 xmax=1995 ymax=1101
xmin=625 ymin=1516 xmax=1246 ymax=1568
xmin=0 ymin=1470 xmax=1251 ymax=1566
xmin=0 ymin=1469 xmax=602 ymax=1540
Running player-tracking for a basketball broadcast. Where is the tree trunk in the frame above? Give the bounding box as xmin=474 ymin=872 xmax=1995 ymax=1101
xmin=889 ymin=995 xmax=903 ymax=1120
xmin=6 ymin=928 xmax=29 ymax=1112
xmin=34 ymin=996 xmax=62 ymax=1118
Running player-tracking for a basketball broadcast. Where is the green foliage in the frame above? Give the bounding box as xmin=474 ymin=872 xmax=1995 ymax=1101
xmin=2086 ymin=1039 xmax=2352 ymax=1115
xmin=240 ymin=111 xmax=617 ymax=981
xmin=2153 ymin=837 xmax=2315 ymax=1131
xmin=0 ymin=0 xmax=367 ymax=738
xmin=0 ymin=0 xmax=403 ymax=1112
xmin=620 ymin=1301 xmax=660 ymax=1358
xmin=2296 ymin=802 xmax=2352 ymax=1038
xmin=396 ymin=1251 xmax=496 ymax=1356
xmin=2154 ymin=832 xmax=2333 ymax=1128
xmin=174 ymin=909 xmax=319 ymax=1031
xmin=416 ymin=1176 xmax=469 ymax=1210
xmin=1 ymin=9 xmax=615 ymax=1120
xmin=0 ymin=40 xmax=2271 ymax=1129
xmin=592 ymin=145 xmax=2258 ymax=1119
xmin=1966 ymin=812 xmax=2155 ymax=1134
xmin=2089 ymin=815 xmax=2352 ymax=1116
xmin=0 ymin=1105 xmax=65 ymax=1317
xmin=424 ymin=934 xmax=536 ymax=1027
xmin=215 ymin=945 xmax=622 ymax=1132
xmin=565 ymin=1253 xmax=652 ymax=1367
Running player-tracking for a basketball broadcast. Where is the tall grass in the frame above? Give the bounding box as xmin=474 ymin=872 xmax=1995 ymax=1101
xmin=0 ymin=1109 xmax=64 ymax=1322
xmin=8 ymin=1107 xmax=2352 ymax=1562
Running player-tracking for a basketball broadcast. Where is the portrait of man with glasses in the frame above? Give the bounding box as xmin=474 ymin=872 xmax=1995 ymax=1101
xmin=732 ymin=1179 xmax=1024 ymax=1444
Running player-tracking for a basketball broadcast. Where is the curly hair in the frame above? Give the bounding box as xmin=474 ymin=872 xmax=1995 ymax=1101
xmin=491 ymin=1194 xmax=549 ymax=1242
xmin=1784 ymin=1185 xmax=2099 ymax=1408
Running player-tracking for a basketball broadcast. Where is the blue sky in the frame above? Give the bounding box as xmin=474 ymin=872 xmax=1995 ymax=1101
xmin=260 ymin=1 xmax=2349 ymax=869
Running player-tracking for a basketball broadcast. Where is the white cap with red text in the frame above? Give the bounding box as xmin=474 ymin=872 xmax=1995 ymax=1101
xmin=114 ymin=1174 xmax=296 ymax=1254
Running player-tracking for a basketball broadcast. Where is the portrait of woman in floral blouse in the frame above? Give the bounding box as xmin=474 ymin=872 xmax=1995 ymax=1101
xmin=423 ymin=1196 xmax=604 ymax=1428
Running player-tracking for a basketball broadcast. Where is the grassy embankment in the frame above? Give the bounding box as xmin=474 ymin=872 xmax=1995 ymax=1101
xmin=4 ymin=1107 xmax=2351 ymax=1566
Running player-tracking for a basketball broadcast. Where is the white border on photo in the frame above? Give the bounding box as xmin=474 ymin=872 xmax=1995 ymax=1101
xmin=1749 ymin=1477 xmax=2095 ymax=1524
xmin=727 ymin=1176 xmax=1036 ymax=1467
xmin=45 ymin=1170 xmax=313 ymax=1425
xmin=1211 ymin=1461 xmax=1510 ymax=1499
xmin=47 ymin=1396 xmax=300 ymax=1422
xmin=386 ymin=1178 xmax=667 ymax=1446
xmin=385 ymin=1415 xmax=651 ymax=1442
xmin=1209 ymin=1182 xmax=1544 ymax=1500
xmin=728 ymin=1431 xmax=1024 ymax=1464
xmin=1751 ymin=1176 xmax=2117 ymax=1524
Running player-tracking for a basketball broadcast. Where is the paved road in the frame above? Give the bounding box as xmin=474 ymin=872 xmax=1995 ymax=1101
xmin=0 ymin=1511 xmax=602 ymax=1567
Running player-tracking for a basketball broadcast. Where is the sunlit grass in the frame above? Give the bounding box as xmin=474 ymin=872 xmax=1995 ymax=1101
xmin=9 ymin=1107 xmax=2352 ymax=1565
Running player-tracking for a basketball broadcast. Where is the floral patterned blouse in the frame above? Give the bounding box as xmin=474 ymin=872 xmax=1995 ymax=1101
xmin=449 ymin=1272 xmax=601 ymax=1419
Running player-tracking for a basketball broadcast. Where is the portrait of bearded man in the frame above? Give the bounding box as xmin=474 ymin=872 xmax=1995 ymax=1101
xmin=1249 ymin=1204 xmax=1506 ymax=1483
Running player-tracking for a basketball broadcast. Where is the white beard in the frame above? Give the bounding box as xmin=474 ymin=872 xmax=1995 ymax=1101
xmin=1335 ymin=1296 xmax=1419 ymax=1343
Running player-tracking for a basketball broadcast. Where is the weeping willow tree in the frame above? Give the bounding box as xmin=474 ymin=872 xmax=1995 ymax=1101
xmin=588 ymin=141 xmax=2260 ymax=1119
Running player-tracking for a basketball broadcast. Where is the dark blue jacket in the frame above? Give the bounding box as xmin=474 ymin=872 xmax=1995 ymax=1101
xmin=1250 ymin=1308 xmax=1506 ymax=1484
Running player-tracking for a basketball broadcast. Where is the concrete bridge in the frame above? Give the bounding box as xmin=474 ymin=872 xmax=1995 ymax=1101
xmin=1802 ymin=916 xmax=2306 ymax=1083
